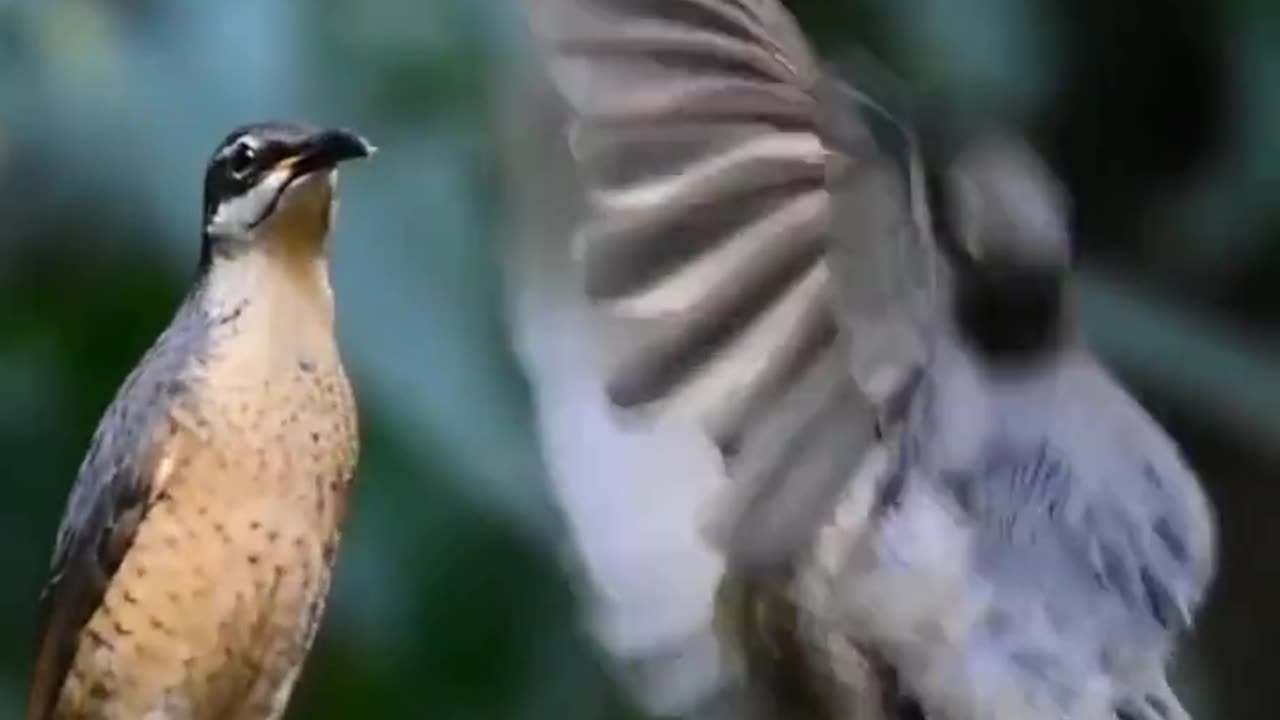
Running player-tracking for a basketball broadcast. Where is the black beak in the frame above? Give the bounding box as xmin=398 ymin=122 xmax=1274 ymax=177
xmin=242 ymin=128 xmax=374 ymax=230
xmin=281 ymin=128 xmax=375 ymax=177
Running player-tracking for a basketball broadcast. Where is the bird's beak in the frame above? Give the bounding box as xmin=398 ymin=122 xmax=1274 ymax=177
xmin=273 ymin=128 xmax=376 ymax=180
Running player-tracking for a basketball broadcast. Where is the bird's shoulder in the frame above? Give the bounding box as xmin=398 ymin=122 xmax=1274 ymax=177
xmin=1052 ymin=357 xmax=1215 ymax=583
xmin=1063 ymin=359 xmax=1217 ymax=619
xmin=943 ymin=355 xmax=1215 ymax=633
xmin=51 ymin=304 xmax=209 ymax=576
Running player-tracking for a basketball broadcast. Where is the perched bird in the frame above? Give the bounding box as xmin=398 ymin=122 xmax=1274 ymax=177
xmin=507 ymin=1 xmax=1217 ymax=719
xmin=26 ymin=122 xmax=373 ymax=720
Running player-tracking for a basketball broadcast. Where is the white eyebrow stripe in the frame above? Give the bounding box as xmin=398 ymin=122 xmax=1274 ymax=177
xmin=214 ymin=134 xmax=264 ymax=161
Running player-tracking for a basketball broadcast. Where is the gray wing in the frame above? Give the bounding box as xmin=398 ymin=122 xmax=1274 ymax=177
xmin=507 ymin=0 xmax=941 ymax=716
xmin=26 ymin=304 xmax=201 ymax=720
xmin=516 ymin=0 xmax=936 ymax=575
xmin=926 ymin=365 xmax=1215 ymax=720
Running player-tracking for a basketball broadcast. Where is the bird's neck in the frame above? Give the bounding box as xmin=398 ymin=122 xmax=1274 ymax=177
xmin=196 ymin=245 xmax=339 ymax=368
xmin=207 ymin=242 xmax=333 ymax=308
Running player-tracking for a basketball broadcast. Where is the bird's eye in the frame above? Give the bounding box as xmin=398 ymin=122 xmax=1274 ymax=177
xmin=227 ymin=143 xmax=257 ymax=177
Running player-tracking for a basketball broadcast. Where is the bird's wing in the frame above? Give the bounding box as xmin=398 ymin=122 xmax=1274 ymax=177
xmin=26 ymin=319 xmax=201 ymax=720
xmin=508 ymin=0 xmax=939 ymax=715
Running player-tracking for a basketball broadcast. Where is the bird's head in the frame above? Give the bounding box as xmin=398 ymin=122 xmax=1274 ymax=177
xmin=200 ymin=122 xmax=374 ymax=267
xmin=922 ymin=132 xmax=1076 ymax=360
xmin=926 ymin=133 xmax=1072 ymax=274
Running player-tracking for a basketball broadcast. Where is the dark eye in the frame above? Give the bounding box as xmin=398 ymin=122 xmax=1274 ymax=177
xmin=227 ymin=142 xmax=257 ymax=177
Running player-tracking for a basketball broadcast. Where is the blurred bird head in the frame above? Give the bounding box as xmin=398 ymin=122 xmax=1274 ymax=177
xmin=920 ymin=131 xmax=1075 ymax=360
xmin=832 ymin=75 xmax=1077 ymax=361
xmin=924 ymin=132 xmax=1072 ymax=274
xmin=200 ymin=122 xmax=374 ymax=266
xmin=916 ymin=130 xmax=1075 ymax=358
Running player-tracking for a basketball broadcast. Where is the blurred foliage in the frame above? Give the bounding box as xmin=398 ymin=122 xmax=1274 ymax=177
xmin=0 ymin=1 xmax=1275 ymax=719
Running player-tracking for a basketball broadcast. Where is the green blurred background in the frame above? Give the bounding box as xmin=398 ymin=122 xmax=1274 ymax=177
xmin=0 ymin=1 xmax=1275 ymax=718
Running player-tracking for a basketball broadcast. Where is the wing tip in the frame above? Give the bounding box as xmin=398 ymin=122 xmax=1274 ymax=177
xmin=24 ymin=592 xmax=75 ymax=720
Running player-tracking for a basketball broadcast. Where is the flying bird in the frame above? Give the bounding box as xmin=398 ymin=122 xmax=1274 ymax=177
xmin=27 ymin=122 xmax=373 ymax=720
xmin=506 ymin=1 xmax=1217 ymax=718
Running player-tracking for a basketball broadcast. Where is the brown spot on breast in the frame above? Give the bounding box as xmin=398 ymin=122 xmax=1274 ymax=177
xmin=84 ymin=627 xmax=109 ymax=648
xmin=148 ymin=616 xmax=175 ymax=636
xmin=132 ymin=641 xmax=157 ymax=664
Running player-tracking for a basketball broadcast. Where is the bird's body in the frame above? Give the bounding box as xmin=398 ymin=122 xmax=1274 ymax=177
xmin=27 ymin=123 xmax=372 ymax=720
xmin=796 ymin=335 xmax=1212 ymax=720
xmin=508 ymin=1 xmax=1217 ymax=718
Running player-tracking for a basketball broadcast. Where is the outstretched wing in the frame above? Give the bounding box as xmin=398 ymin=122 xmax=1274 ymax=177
xmin=518 ymin=0 xmax=922 ymax=575
xmin=26 ymin=316 xmax=200 ymax=720
xmin=508 ymin=0 xmax=940 ymax=716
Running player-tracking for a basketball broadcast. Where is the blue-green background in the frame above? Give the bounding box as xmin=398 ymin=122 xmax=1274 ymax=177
xmin=1 ymin=1 xmax=1276 ymax=718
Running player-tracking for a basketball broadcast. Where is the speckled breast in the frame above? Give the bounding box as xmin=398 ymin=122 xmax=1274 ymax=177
xmin=56 ymin=326 xmax=359 ymax=720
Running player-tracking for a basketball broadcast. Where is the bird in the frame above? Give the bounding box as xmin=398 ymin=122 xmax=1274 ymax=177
xmin=26 ymin=122 xmax=373 ymax=720
xmin=506 ymin=1 xmax=1217 ymax=719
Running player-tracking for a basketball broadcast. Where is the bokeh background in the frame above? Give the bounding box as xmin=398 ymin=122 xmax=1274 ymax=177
xmin=0 ymin=1 xmax=1275 ymax=718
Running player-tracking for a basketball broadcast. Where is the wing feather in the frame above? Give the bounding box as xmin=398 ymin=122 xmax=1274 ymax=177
xmin=26 ymin=306 xmax=204 ymax=720
xmin=511 ymin=0 xmax=943 ymax=715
